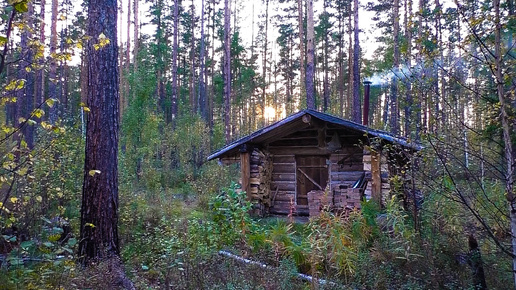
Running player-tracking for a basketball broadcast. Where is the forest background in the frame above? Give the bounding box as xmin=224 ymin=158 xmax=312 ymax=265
xmin=0 ymin=0 xmax=515 ymax=289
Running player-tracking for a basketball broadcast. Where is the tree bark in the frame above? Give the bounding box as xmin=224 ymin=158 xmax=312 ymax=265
xmin=189 ymin=0 xmax=196 ymax=113
xmin=352 ymin=0 xmax=361 ymax=123
xmin=17 ymin=2 xmax=35 ymax=149
xmin=79 ymin=0 xmax=121 ymax=264
xmin=306 ymin=0 xmax=315 ymax=109
xmin=404 ymin=0 xmax=413 ymax=138
xmin=224 ymin=0 xmax=231 ymax=142
xmin=36 ymin=0 xmax=46 ymax=108
xmin=199 ymin=0 xmax=207 ymax=121
xmin=494 ymin=0 xmax=516 ymax=287
xmin=171 ymin=0 xmax=180 ymax=124
xmin=262 ymin=0 xmax=269 ymax=126
xmin=390 ymin=0 xmax=400 ymax=134
xmin=297 ymin=0 xmax=305 ymax=101
xmin=48 ymin=0 xmax=58 ymax=123
xmin=133 ymin=0 xmax=139 ymax=73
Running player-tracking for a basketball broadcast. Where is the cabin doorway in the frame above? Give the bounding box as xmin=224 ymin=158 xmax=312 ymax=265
xmin=296 ymin=156 xmax=329 ymax=208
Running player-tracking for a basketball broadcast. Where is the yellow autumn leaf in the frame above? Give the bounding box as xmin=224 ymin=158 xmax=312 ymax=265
xmin=46 ymin=98 xmax=55 ymax=108
xmin=35 ymin=196 xmax=42 ymax=202
xmin=16 ymin=79 xmax=25 ymax=90
xmin=33 ymin=109 xmax=45 ymax=118
xmin=10 ymin=197 xmax=18 ymax=203
xmin=88 ymin=170 xmax=101 ymax=176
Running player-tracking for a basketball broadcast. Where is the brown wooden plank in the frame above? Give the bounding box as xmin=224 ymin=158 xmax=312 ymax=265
xmin=331 ymin=171 xmax=365 ymax=181
xmin=269 ymin=147 xmax=335 ymax=155
xmin=272 ymin=155 xmax=295 ymax=163
xmin=274 ymin=192 xmax=296 ymax=202
xmin=272 ymin=163 xmax=295 ymax=173
xmin=272 ymin=173 xmax=296 ymax=182
xmin=271 ymin=181 xmax=296 ymax=191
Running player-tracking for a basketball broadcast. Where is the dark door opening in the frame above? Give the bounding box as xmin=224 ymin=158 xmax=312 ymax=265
xmin=296 ymin=156 xmax=329 ymax=207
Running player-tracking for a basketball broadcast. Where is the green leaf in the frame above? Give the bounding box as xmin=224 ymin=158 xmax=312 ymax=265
xmin=67 ymin=238 xmax=77 ymax=247
xmin=14 ymin=2 xmax=28 ymax=13
xmin=20 ymin=240 xmax=34 ymax=250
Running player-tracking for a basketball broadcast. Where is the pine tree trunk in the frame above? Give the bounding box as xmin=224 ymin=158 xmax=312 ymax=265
xmin=224 ymin=0 xmax=231 ymax=142
xmin=79 ymin=0 xmax=120 ymax=264
xmin=262 ymin=0 xmax=269 ymax=126
xmin=36 ymin=0 xmax=45 ymax=108
xmin=133 ymin=0 xmax=139 ymax=73
xmin=199 ymin=0 xmax=207 ymax=121
xmin=404 ymin=0 xmax=413 ymax=138
xmin=306 ymin=0 xmax=315 ymax=109
xmin=323 ymin=2 xmax=329 ymax=112
xmin=17 ymin=3 xmax=35 ymax=148
xmin=493 ymin=0 xmax=516 ymax=287
xmin=297 ymin=0 xmax=305 ymax=101
xmin=48 ymin=0 xmax=58 ymax=123
xmin=390 ymin=0 xmax=400 ymax=134
xmin=347 ymin=1 xmax=353 ymax=119
xmin=352 ymin=0 xmax=361 ymax=123
xmin=189 ymin=0 xmax=196 ymax=113
xmin=171 ymin=0 xmax=180 ymax=124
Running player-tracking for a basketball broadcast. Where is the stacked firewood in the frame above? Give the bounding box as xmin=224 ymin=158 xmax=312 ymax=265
xmin=249 ymin=149 xmax=272 ymax=207
xmin=307 ymin=190 xmax=332 ymax=217
xmin=334 ymin=186 xmax=362 ymax=213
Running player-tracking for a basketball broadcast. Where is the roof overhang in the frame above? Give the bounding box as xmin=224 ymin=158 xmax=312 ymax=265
xmin=207 ymin=109 xmax=422 ymax=161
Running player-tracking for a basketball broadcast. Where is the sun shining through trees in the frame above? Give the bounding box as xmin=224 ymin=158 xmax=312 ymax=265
xmin=264 ymin=106 xmax=276 ymax=124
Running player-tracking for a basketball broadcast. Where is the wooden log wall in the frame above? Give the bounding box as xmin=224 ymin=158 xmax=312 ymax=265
xmin=269 ymin=154 xmax=296 ymax=215
xmin=328 ymin=147 xmax=364 ymax=192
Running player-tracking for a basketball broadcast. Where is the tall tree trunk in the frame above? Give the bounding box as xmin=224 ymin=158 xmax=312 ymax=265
xmin=352 ymin=0 xmax=361 ymax=123
xmin=416 ymin=0 xmax=424 ymax=140
xmin=48 ymin=0 xmax=58 ymax=123
xmin=404 ymin=0 xmax=413 ymax=138
xmin=36 ymin=0 xmax=46 ymax=107
xmin=390 ymin=0 xmax=400 ymax=134
xmin=297 ymin=0 xmax=305 ymax=100
xmin=224 ymin=0 xmax=231 ymax=142
xmin=306 ymin=0 xmax=315 ymax=109
xmin=323 ymin=3 xmax=329 ymax=112
xmin=79 ymin=0 xmax=121 ymax=264
xmin=189 ymin=0 xmax=196 ymax=113
xmin=133 ymin=0 xmax=139 ymax=73
xmin=199 ymin=0 xmax=207 ymax=121
xmin=493 ymin=0 xmax=516 ymax=286
xmin=261 ymin=0 xmax=269 ymax=126
xmin=123 ymin=0 xmax=131 ymax=117
xmin=17 ymin=3 xmax=35 ymax=148
xmin=338 ymin=5 xmax=344 ymax=117
xmin=171 ymin=0 xmax=180 ymax=124
xmin=347 ymin=1 xmax=353 ymax=119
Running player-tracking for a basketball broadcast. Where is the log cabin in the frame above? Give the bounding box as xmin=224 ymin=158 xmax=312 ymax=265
xmin=207 ymin=109 xmax=422 ymax=217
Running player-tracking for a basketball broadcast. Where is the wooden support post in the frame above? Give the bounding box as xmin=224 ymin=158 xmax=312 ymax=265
xmin=240 ymin=146 xmax=251 ymax=199
xmin=371 ymin=149 xmax=382 ymax=206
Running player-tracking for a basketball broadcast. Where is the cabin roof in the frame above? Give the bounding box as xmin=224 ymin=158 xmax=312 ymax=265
xmin=207 ymin=109 xmax=422 ymax=161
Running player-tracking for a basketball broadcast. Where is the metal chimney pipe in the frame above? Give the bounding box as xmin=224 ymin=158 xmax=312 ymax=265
xmin=363 ymin=80 xmax=372 ymax=126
